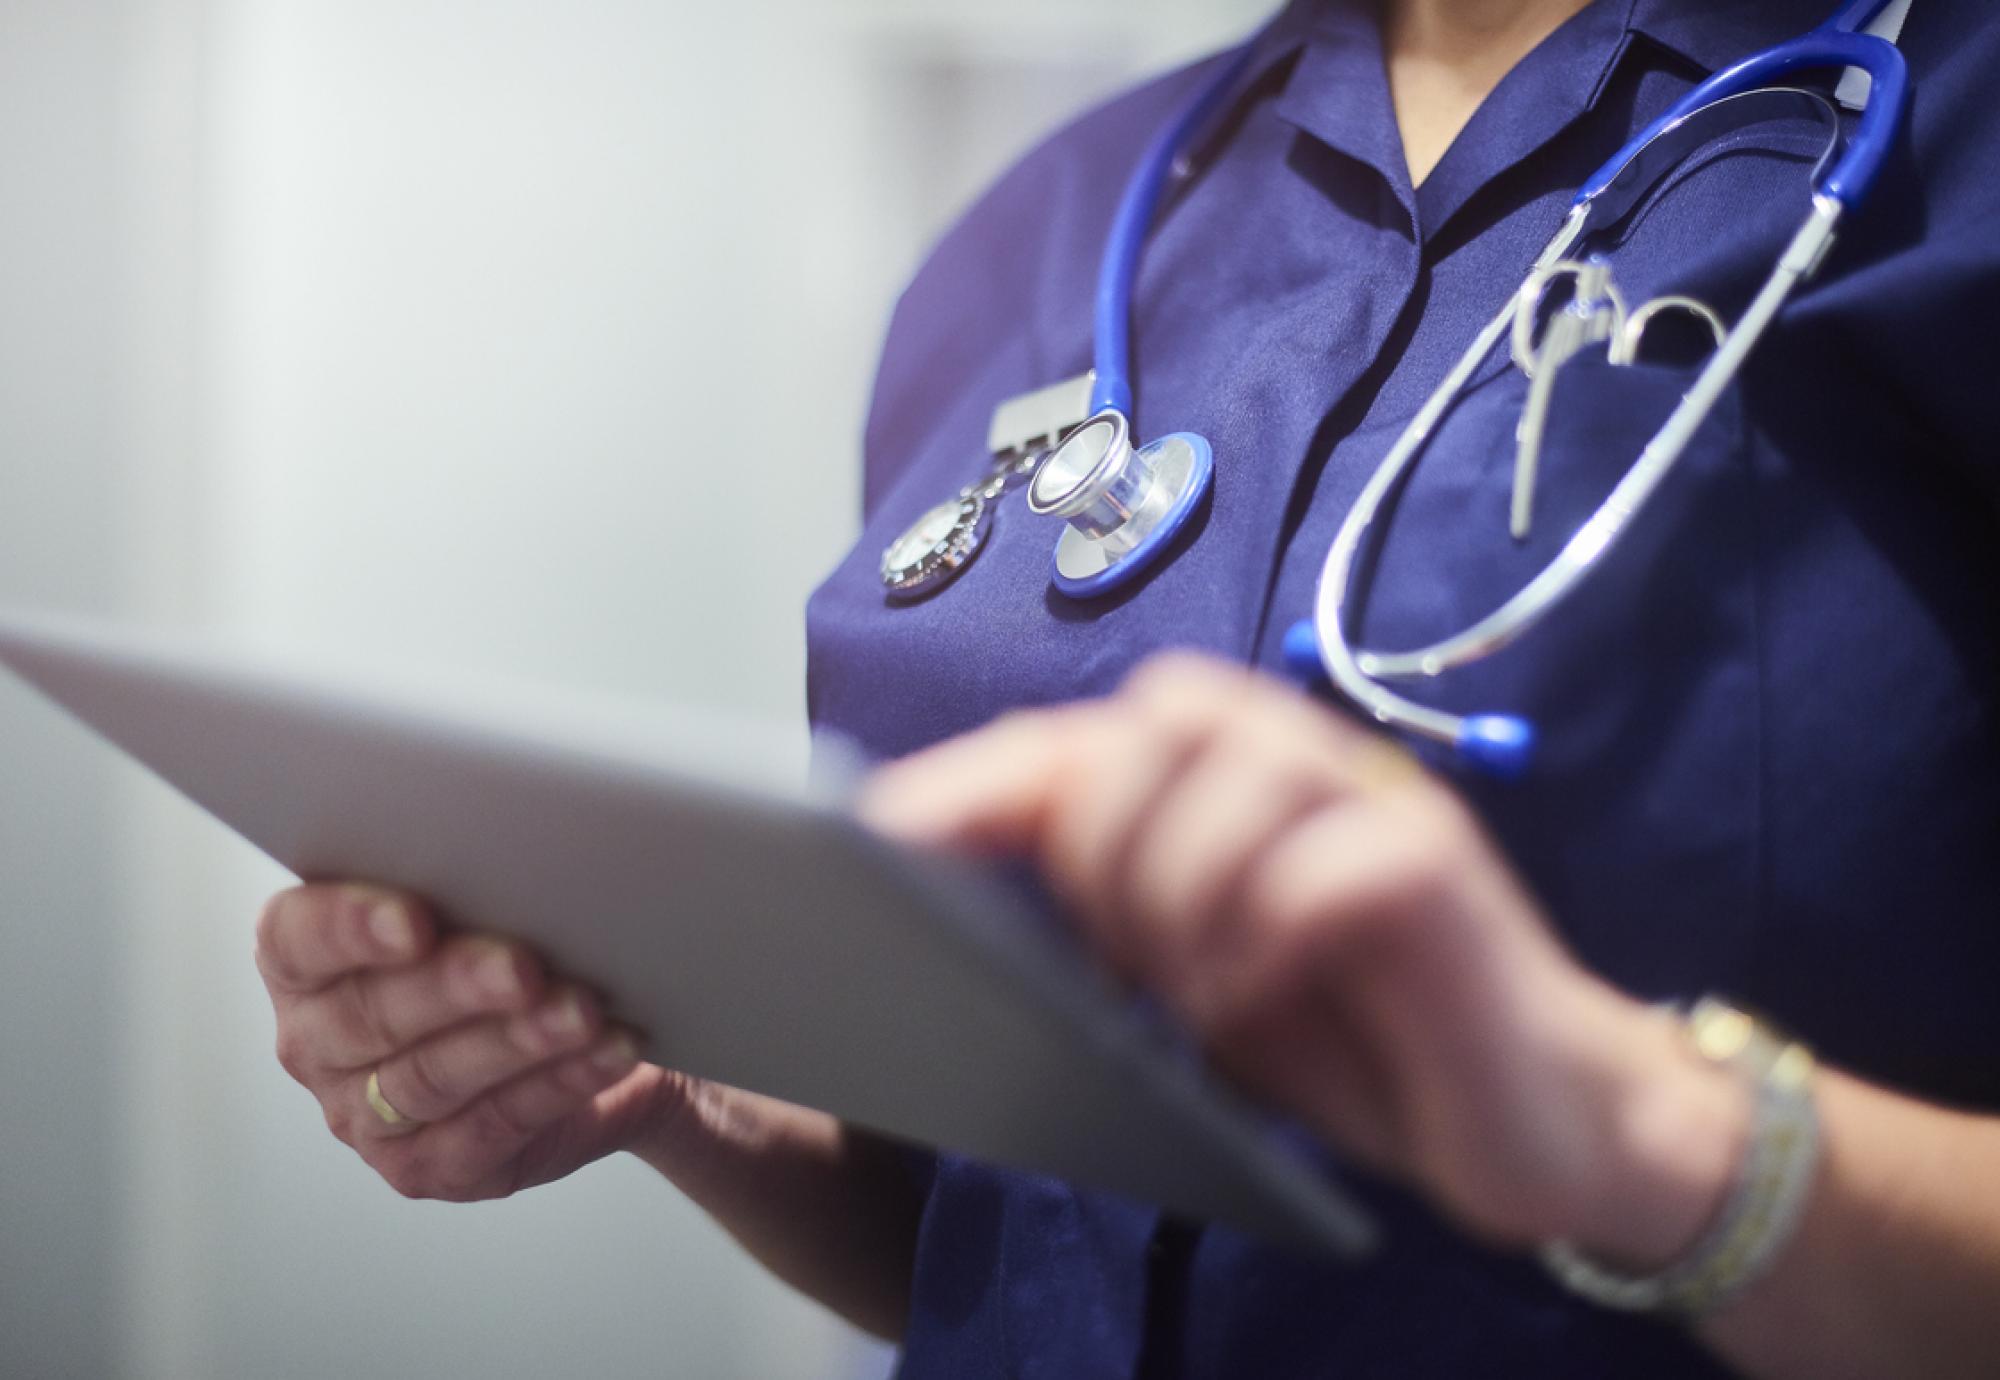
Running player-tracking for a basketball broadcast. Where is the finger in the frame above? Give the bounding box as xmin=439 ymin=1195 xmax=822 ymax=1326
xmin=859 ymin=657 xmax=1292 ymax=853
xmin=1173 ymin=797 xmax=1432 ymax=1037
xmin=1119 ymin=649 xmax=1258 ymax=706
xmin=1168 ymin=793 xmax=1539 ymax=1171
xmin=361 ymin=985 xmax=603 ymax=1131
xmin=1035 ymin=708 xmax=1207 ymax=963
xmin=255 ymin=885 xmax=434 ymax=995
xmin=280 ymin=934 xmax=545 ymax=1074
xmin=1118 ymin=729 xmax=1330 ymax=983
xmin=1084 ymin=656 xmax=1400 ymax=971
xmin=1048 ymin=658 xmax=1260 ymax=888
xmin=1116 ymin=667 xmax=1432 ymax=935
xmin=1135 ymin=648 xmax=1433 ymax=779
xmin=856 ymin=707 xmax=1084 ymax=853
xmin=384 ymin=1032 xmax=645 ymax=1201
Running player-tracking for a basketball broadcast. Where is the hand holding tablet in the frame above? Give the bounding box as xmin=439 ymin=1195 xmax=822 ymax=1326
xmin=0 ymin=607 xmax=1372 ymax=1253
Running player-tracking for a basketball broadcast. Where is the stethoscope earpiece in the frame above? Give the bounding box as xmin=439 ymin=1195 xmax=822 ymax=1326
xmin=1280 ymin=618 xmax=1325 ymax=684
xmin=1453 ymin=715 xmax=1536 ymax=780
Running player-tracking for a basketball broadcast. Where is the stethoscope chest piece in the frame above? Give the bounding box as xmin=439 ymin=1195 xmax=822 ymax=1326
xmin=1028 ymin=410 xmax=1214 ymax=597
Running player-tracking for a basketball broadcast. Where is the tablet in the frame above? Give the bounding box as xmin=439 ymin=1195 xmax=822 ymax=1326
xmin=0 ymin=608 xmax=1372 ymax=1254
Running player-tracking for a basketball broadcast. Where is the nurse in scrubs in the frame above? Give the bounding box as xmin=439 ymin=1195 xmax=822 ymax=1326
xmin=250 ymin=0 xmax=2000 ymax=1374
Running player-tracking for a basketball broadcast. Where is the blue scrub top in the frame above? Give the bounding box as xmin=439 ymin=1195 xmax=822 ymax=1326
xmin=806 ymin=0 xmax=2000 ymax=1374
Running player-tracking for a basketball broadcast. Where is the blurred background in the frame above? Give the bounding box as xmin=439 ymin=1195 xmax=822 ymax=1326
xmin=0 ymin=0 xmax=1267 ymax=1376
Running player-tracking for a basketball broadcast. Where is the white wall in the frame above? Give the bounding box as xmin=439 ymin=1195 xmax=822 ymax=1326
xmin=0 ymin=2 xmax=1266 ymax=1376
xmin=0 ymin=5 xmax=131 ymax=1375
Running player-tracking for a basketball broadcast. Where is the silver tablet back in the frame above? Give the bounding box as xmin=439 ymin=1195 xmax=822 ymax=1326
xmin=0 ymin=609 xmax=1372 ymax=1254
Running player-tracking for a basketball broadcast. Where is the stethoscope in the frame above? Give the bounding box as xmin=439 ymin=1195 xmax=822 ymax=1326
xmin=881 ymin=0 xmax=1910 ymax=778
xmin=879 ymin=46 xmax=1256 ymax=600
xmin=1295 ymin=0 xmax=1909 ymax=777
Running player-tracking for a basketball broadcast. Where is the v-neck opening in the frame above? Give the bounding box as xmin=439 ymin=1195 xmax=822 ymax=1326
xmin=1411 ymin=0 xmax=1637 ymax=236
xmin=1272 ymin=0 xmax=1641 ymax=247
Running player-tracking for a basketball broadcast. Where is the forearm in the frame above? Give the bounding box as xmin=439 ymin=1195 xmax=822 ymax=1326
xmin=628 ymin=1079 xmax=925 ymax=1340
xmin=1696 ymin=1070 xmax=2000 ymax=1380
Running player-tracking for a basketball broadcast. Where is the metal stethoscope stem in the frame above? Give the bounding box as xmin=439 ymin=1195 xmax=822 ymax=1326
xmin=1029 ymin=412 xmax=1158 ymax=541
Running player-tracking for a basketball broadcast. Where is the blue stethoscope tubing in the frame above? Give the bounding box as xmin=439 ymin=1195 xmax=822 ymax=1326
xmin=1581 ymin=0 xmax=1906 ymax=215
xmin=1297 ymin=0 xmax=1910 ymax=779
xmin=1033 ymin=46 xmax=1258 ymax=599
xmin=1091 ymin=45 xmax=1260 ymax=420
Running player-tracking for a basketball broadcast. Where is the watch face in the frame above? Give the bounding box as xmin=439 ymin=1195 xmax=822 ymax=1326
xmin=886 ymin=499 xmax=970 ymax=569
xmin=880 ymin=492 xmax=988 ymax=597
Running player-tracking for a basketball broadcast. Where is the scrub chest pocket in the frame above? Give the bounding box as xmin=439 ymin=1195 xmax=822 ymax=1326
xmin=1351 ymin=354 xmax=1765 ymax=1000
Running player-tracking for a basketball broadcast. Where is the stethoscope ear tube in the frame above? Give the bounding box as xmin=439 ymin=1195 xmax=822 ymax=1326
xmin=1090 ymin=45 xmax=1261 ymax=421
xmin=1571 ymin=4 xmax=1907 ymax=213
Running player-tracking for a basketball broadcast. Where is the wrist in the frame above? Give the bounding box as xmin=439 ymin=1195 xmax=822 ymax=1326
xmin=1564 ymin=1000 xmax=1753 ymax=1270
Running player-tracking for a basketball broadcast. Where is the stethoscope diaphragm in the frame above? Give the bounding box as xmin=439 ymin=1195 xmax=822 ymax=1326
xmin=1028 ymin=411 xmax=1214 ymax=597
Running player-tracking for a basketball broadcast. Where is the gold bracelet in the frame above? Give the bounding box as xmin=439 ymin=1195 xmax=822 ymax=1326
xmin=1540 ymin=997 xmax=1820 ymax=1317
